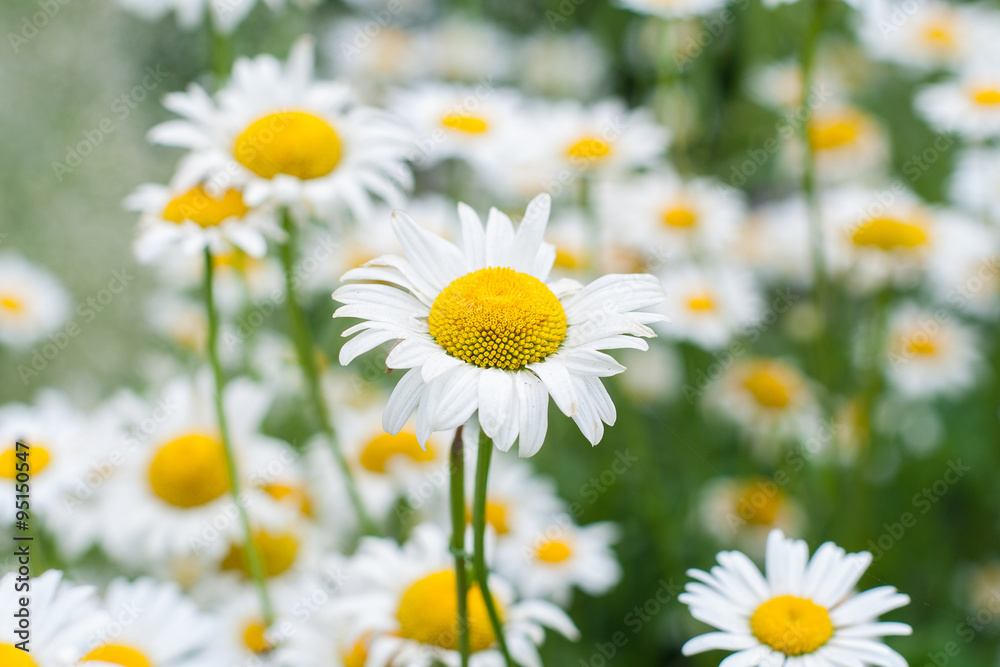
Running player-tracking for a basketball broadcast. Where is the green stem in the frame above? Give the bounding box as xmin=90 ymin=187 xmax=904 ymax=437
xmin=206 ymin=9 xmax=232 ymax=87
xmin=472 ymin=431 xmax=515 ymax=667
xmin=450 ymin=427 xmax=471 ymax=667
xmin=277 ymin=210 xmax=377 ymax=535
xmin=204 ymin=248 xmax=275 ymax=627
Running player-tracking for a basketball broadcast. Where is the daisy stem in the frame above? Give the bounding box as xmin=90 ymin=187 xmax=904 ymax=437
xmin=450 ymin=426 xmax=471 ymax=667
xmin=277 ymin=209 xmax=378 ymax=536
xmin=203 ymin=248 xmax=276 ymax=628
xmin=473 ymin=430 xmax=516 ymax=667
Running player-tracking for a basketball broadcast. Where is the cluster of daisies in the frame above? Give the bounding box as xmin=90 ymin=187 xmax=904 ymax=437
xmin=14 ymin=0 xmax=1000 ymax=663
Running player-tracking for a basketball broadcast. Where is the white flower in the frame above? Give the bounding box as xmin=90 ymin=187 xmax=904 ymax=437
xmin=735 ymin=197 xmax=813 ymax=287
xmin=116 ymin=0 xmax=316 ymax=33
xmin=949 ymin=147 xmax=1000 ymax=224
xmin=697 ymin=476 xmax=806 ymax=554
xmin=150 ymin=37 xmax=414 ymax=225
xmin=790 ymin=104 xmax=889 ymax=184
xmin=128 ymin=181 xmax=283 ymax=262
xmin=680 ymin=529 xmax=911 ymax=667
xmin=333 ymin=194 xmax=665 ymax=455
xmin=882 ymin=302 xmax=982 ymax=399
xmin=0 ymin=253 xmax=70 ymax=350
xmin=0 ymin=571 xmax=107 ymax=667
xmin=515 ymin=32 xmax=608 ymax=100
xmin=915 ymin=62 xmax=1000 ymax=141
xmin=616 ymin=0 xmax=728 ymax=19
xmin=926 ymin=209 xmax=1000 ymax=319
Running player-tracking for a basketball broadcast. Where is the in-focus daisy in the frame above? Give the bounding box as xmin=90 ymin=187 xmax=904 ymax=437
xmin=615 ymin=0 xmax=728 ymax=20
xmin=915 ymin=64 xmax=1000 ymax=140
xmin=655 ymin=263 xmax=762 ymax=350
xmin=698 ymin=476 xmax=805 ymax=553
xmin=0 ymin=253 xmax=70 ymax=350
xmin=339 ymin=523 xmax=579 ymax=667
xmin=496 ymin=515 xmax=622 ymax=606
xmin=150 ymin=37 xmax=413 ymax=224
xmin=128 ymin=181 xmax=283 ymax=262
xmin=116 ymin=0 xmax=315 ymax=33
xmin=80 ymin=578 xmax=223 ymax=667
xmin=882 ymin=302 xmax=981 ymax=399
xmin=680 ymin=529 xmax=911 ymax=667
xmin=333 ymin=194 xmax=665 ymax=454
xmin=0 ymin=570 xmax=107 ymax=667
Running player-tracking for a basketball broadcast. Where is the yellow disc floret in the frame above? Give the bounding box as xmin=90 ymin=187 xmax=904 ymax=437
xmin=0 ymin=445 xmax=51 ymax=480
xmin=750 ymin=595 xmax=834 ymax=656
xmin=81 ymin=645 xmax=153 ymax=667
xmin=397 ymin=570 xmax=502 ymax=652
xmin=0 ymin=295 xmax=24 ymax=313
xmin=0 ymin=644 xmax=39 ymax=667
xmin=662 ymin=206 xmax=698 ymax=228
xmin=972 ymin=88 xmax=1000 ymax=106
xmin=742 ymin=364 xmax=793 ymax=409
xmin=429 ymin=267 xmax=567 ymax=370
xmin=566 ymin=136 xmax=611 ymax=161
xmin=148 ymin=433 xmax=230 ymax=508
xmin=359 ymin=431 xmax=435 ymax=473
xmin=222 ymin=529 xmax=300 ymax=578
xmin=809 ymin=114 xmax=861 ymax=151
xmin=851 ymin=218 xmax=927 ymax=251
xmin=536 ymin=539 xmax=573 ymax=563
xmin=242 ymin=621 xmax=273 ymax=654
xmin=162 ymin=186 xmax=249 ymax=227
xmin=234 ymin=111 xmax=341 ymax=180
xmin=441 ymin=114 xmax=490 ymax=134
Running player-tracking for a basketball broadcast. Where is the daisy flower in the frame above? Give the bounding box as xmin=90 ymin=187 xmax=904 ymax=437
xmin=0 ymin=570 xmax=107 ymax=667
xmin=128 ymin=181 xmax=283 ymax=263
xmin=340 ymin=523 xmax=579 ymax=667
xmin=795 ymin=104 xmax=889 ymax=184
xmin=116 ymin=0 xmax=315 ymax=33
xmin=419 ymin=17 xmax=514 ymax=84
xmin=949 ymin=147 xmax=1000 ymax=224
xmin=735 ymin=197 xmax=813 ymax=287
xmin=882 ymin=302 xmax=981 ymax=399
xmin=81 ymin=578 xmax=224 ymax=667
xmin=325 ymin=20 xmax=427 ymax=93
xmin=927 ymin=211 xmax=1000 ymax=319
xmin=680 ymin=529 xmax=911 ymax=667
xmin=333 ymin=193 xmax=665 ymax=455
xmin=615 ymin=0 xmax=728 ymax=20
xmin=655 ymin=263 xmax=763 ymax=350
xmin=515 ymin=32 xmax=608 ymax=100
xmin=914 ymin=63 xmax=1000 ymax=141
xmin=698 ymin=476 xmax=805 ymax=553
xmin=496 ymin=515 xmax=623 ymax=607
xmin=150 ymin=37 xmax=414 ymax=224
xmin=0 ymin=253 xmax=70 ymax=350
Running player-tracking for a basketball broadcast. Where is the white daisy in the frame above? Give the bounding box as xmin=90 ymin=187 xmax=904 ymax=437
xmin=81 ymin=577 xmax=223 ymax=667
xmin=128 ymin=181 xmax=283 ymax=262
xmin=0 ymin=570 xmax=107 ymax=667
xmin=655 ymin=263 xmax=763 ymax=350
xmin=515 ymin=32 xmax=608 ymax=100
xmin=926 ymin=210 xmax=1000 ymax=319
xmin=617 ymin=343 xmax=684 ymax=403
xmin=949 ymin=146 xmax=1000 ymax=224
xmin=116 ymin=0 xmax=316 ymax=34
xmin=150 ymin=37 xmax=414 ymax=225
xmin=680 ymin=529 xmax=911 ymax=667
xmin=793 ymin=103 xmax=889 ymax=184
xmin=0 ymin=253 xmax=70 ymax=351
xmin=339 ymin=523 xmax=579 ymax=667
xmin=324 ymin=21 xmax=426 ymax=94
xmin=615 ymin=0 xmax=728 ymax=19
xmin=914 ymin=62 xmax=1000 ymax=140
xmin=496 ymin=515 xmax=622 ymax=607
xmin=735 ymin=197 xmax=813 ymax=287
xmin=882 ymin=302 xmax=981 ymax=400
xmin=333 ymin=194 xmax=665 ymax=455
xmin=698 ymin=476 xmax=806 ymax=554
xmin=418 ymin=17 xmax=514 ymax=84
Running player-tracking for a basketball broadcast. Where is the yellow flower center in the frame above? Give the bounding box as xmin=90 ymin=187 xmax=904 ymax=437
xmin=397 ymin=570 xmax=501 ymax=652
xmin=0 ymin=644 xmax=39 ymax=667
xmin=742 ymin=366 xmax=793 ymax=409
xmin=972 ymin=88 xmax=1000 ymax=106
xmin=342 ymin=640 xmax=368 ymax=667
xmin=921 ymin=22 xmax=955 ymax=49
xmin=750 ymin=595 xmax=833 ymax=656
xmin=468 ymin=500 xmax=510 ymax=535
xmin=662 ymin=206 xmax=698 ymax=228
xmin=566 ymin=136 xmax=611 ymax=161
xmin=429 ymin=267 xmax=567 ymax=370
xmin=234 ymin=111 xmax=341 ymax=180
xmin=222 ymin=529 xmax=300 ymax=578
xmin=242 ymin=620 xmax=273 ymax=654
xmin=905 ymin=337 xmax=937 ymax=356
xmin=148 ymin=433 xmax=230 ymax=508
xmin=809 ymin=115 xmax=860 ymax=151
xmin=554 ymin=247 xmax=583 ymax=270
xmin=851 ymin=217 xmax=928 ymax=251
xmin=0 ymin=445 xmax=51 ymax=480
xmin=686 ymin=293 xmax=715 ymax=312
xmin=0 ymin=295 xmax=24 ymax=313
xmin=441 ymin=114 xmax=490 ymax=134
xmin=737 ymin=479 xmax=785 ymax=526
xmin=262 ymin=482 xmax=314 ymax=517
xmin=81 ymin=645 xmax=153 ymax=667
xmin=359 ymin=431 xmax=435 ymax=473
xmin=162 ymin=186 xmax=249 ymax=227
xmin=536 ymin=539 xmax=573 ymax=563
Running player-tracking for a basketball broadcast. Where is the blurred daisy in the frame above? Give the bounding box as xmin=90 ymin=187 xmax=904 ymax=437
xmin=735 ymin=197 xmax=813 ymax=286
xmin=420 ymin=18 xmax=513 ymax=84
xmin=823 ymin=186 xmax=937 ymax=293
xmin=128 ymin=181 xmax=283 ymax=262
xmin=0 ymin=570 xmax=106 ymax=666
xmin=99 ymin=372 xmax=292 ymax=567
xmin=496 ymin=516 xmax=622 ymax=606
xmin=333 ymin=194 xmax=665 ymax=454
xmin=151 ymin=38 xmax=413 ymax=224
xmin=617 ymin=343 xmax=684 ymax=403
xmin=927 ymin=212 xmax=1000 ymax=319
xmin=325 ymin=21 xmax=426 ymax=94
xmin=341 ymin=523 xmax=579 ymax=667
xmin=882 ymin=302 xmax=981 ymax=400
xmin=597 ymin=170 xmax=744 ymax=262
xmin=464 ymin=453 xmax=567 ymax=542
xmin=799 ymin=104 xmax=889 ymax=183
xmin=616 ymin=0 xmax=727 ymax=19
xmin=698 ymin=476 xmax=805 ymax=553
xmin=655 ymin=263 xmax=762 ymax=350
xmin=0 ymin=253 xmax=70 ymax=350
xmin=705 ymin=358 xmax=821 ymax=455
xmin=209 ymin=585 xmax=309 ymax=663
xmin=81 ymin=578 xmax=223 ymax=667
xmin=680 ymin=529 xmax=911 ymax=666
xmin=745 ymin=61 xmax=805 ymax=111
xmin=949 ymin=147 xmax=1000 ymax=224
xmin=516 ymin=32 xmax=608 ymax=100
xmin=116 ymin=0 xmax=315 ymax=33
xmin=915 ymin=64 xmax=1000 ymax=140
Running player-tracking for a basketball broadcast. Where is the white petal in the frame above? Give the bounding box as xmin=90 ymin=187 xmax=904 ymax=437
xmin=391 ymin=209 xmax=467 ymax=291
xmin=682 ymin=633 xmax=758 ymax=655
xmin=528 ymin=360 xmax=577 ymax=417
xmin=478 ymin=368 xmax=516 ymax=442
xmin=383 ymin=369 xmax=426 ymax=434
xmin=516 ymin=371 xmax=549 ymax=458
